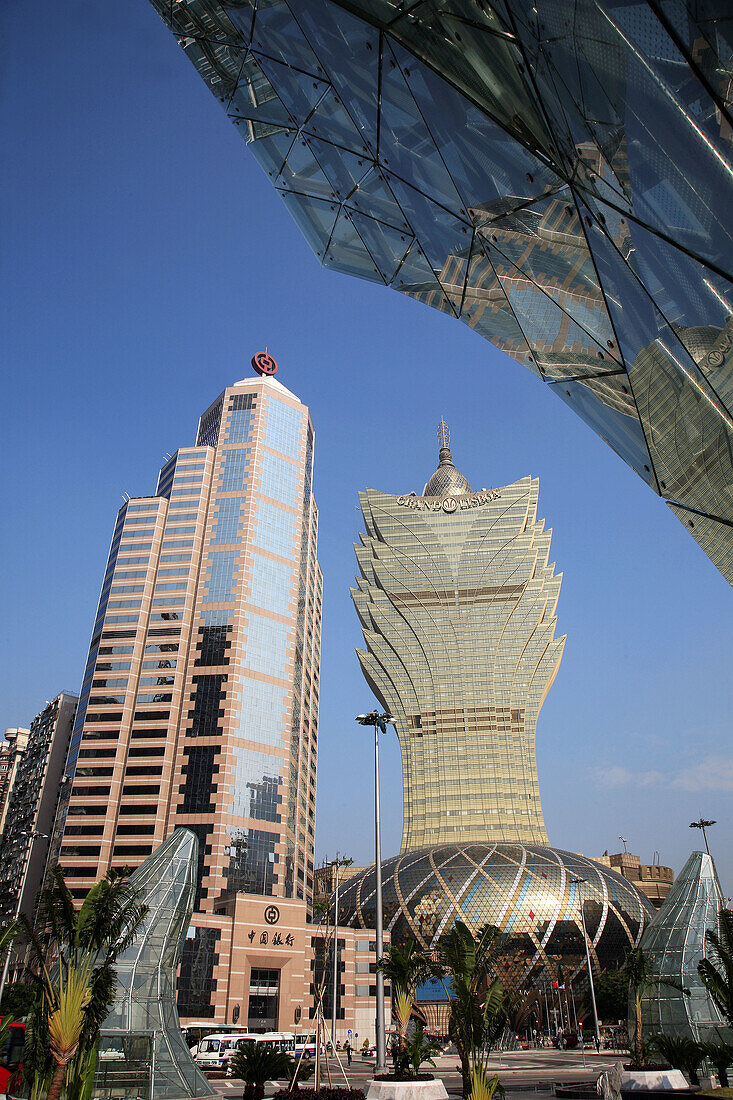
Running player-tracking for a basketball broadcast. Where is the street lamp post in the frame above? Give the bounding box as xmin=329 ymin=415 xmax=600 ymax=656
xmin=329 ymin=854 xmax=353 ymax=1049
xmin=571 ymin=877 xmax=601 ymax=1054
xmin=356 ymin=710 xmax=392 ymax=1074
xmin=689 ymin=818 xmax=716 ymax=857
xmin=0 ymin=829 xmax=50 ymax=1004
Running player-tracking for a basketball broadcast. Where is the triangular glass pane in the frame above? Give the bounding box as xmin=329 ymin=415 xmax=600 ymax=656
xmin=247 ymin=128 xmax=297 ymax=178
xmin=394 ymin=241 xmax=457 ymax=318
xmin=627 ymin=330 xmax=733 ymax=519
xmin=378 ymin=42 xmax=466 ymax=217
xmin=478 ymin=235 xmax=621 ymax=377
xmin=291 ymin=0 xmax=380 ymax=153
xmin=390 ymin=40 xmax=558 ymax=211
xmin=478 ymin=189 xmax=621 ymax=360
xmin=347 ymin=168 xmax=411 ymax=233
xmin=306 ymin=137 xmax=373 ymax=203
xmin=251 ymin=52 xmax=330 ymax=124
xmin=157 ymin=0 xmax=242 ymax=45
xmin=548 ymin=372 xmax=658 ymax=488
xmin=348 ymin=211 xmax=413 ymax=284
xmin=386 ymin=174 xmax=471 ymax=281
xmin=577 ymin=196 xmax=733 ymax=513
xmin=227 ymin=53 xmax=293 ymax=127
xmin=323 ymin=210 xmax=385 ymax=283
xmin=600 ymin=211 xmax=733 ymax=416
xmin=460 ymin=248 xmax=541 ymax=378
xmin=251 ymin=1 xmax=322 ymax=76
xmin=276 ymin=190 xmax=339 ymax=258
xmin=278 ymin=137 xmax=336 ymax=200
xmin=304 ymin=87 xmax=368 ymax=155
xmin=666 ymin=505 xmax=733 ymax=581
xmin=179 ymin=39 xmax=247 ymax=106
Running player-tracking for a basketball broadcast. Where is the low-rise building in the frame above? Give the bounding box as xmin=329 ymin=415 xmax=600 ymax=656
xmin=592 ymin=851 xmax=674 ymax=909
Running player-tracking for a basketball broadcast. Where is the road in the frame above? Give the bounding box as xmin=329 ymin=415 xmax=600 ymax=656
xmin=209 ymin=1048 xmax=621 ymax=1098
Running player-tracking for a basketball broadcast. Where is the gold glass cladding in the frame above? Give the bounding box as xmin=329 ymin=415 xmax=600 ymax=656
xmin=352 ymin=475 xmax=565 ymax=850
xmin=340 ymin=842 xmax=652 ymax=991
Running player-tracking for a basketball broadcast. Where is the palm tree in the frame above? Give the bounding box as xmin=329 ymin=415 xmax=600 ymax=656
xmin=699 ymin=1039 xmax=733 ymax=1087
xmin=229 ymin=1045 xmax=297 ymax=1100
xmin=378 ymin=938 xmax=434 ymax=1062
xmin=434 ymin=921 xmax=508 ymax=1097
xmin=0 ymin=920 xmax=20 ymax=1045
xmin=698 ymin=908 xmax=733 ymax=1027
xmin=623 ymin=948 xmax=688 ymax=1067
xmin=20 ymin=866 xmax=147 ymax=1100
xmin=647 ymin=1035 xmax=704 ymax=1085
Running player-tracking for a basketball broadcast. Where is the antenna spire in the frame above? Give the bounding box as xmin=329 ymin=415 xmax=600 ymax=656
xmin=438 ymin=418 xmax=450 ymax=452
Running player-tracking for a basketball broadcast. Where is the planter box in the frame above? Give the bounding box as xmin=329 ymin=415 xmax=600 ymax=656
xmin=367 ymin=1080 xmax=449 ymax=1100
xmin=620 ymin=1069 xmax=691 ymax=1092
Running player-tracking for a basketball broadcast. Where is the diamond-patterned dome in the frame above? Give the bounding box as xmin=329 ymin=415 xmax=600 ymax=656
xmin=423 ymin=420 xmax=472 ymax=497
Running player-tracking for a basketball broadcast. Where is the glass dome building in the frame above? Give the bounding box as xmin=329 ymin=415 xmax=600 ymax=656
xmin=339 ymin=842 xmax=651 ymax=995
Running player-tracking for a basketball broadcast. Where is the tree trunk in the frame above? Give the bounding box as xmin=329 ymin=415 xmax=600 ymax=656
xmin=46 ymin=1059 xmax=68 ymax=1100
xmin=634 ymin=998 xmax=644 ymax=1066
xmin=719 ymin=1067 xmax=729 ymax=1088
xmin=458 ymin=1049 xmax=470 ymax=1097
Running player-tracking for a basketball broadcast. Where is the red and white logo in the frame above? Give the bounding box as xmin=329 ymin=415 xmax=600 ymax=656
xmin=252 ymin=351 xmax=278 ymax=376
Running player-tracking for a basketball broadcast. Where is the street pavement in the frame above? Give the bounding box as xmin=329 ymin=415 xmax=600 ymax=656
xmin=209 ymin=1048 xmax=620 ymax=1098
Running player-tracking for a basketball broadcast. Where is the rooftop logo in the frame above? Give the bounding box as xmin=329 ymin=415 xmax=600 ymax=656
xmin=252 ymin=351 xmax=278 ymax=376
xmin=397 ymin=488 xmax=502 ymax=512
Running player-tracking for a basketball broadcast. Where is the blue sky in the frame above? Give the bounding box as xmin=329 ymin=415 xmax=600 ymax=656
xmin=3 ymin=0 xmax=732 ymax=893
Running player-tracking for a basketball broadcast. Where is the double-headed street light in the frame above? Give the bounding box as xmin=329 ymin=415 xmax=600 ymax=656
xmin=689 ymin=818 xmax=716 ymax=857
xmin=570 ymin=877 xmax=601 ymax=1053
xmin=355 ymin=710 xmax=393 ymax=1073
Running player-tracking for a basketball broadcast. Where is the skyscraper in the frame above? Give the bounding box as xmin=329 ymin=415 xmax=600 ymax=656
xmin=0 ymin=693 xmax=77 ymax=924
xmin=147 ymin=0 xmax=733 ymax=583
xmin=353 ymin=422 xmax=564 ymax=851
xmin=58 ymin=363 xmax=322 ymax=1025
xmin=339 ymin=427 xmax=651 ymax=1010
xmin=0 ymin=728 xmax=29 ymax=836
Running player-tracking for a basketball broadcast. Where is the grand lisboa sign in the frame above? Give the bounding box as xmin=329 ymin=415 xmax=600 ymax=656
xmin=397 ymin=488 xmax=502 ymax=513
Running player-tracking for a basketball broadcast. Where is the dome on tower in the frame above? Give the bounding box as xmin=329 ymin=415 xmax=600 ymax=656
xmin=423 ymin=419 xmax=472 ymax=497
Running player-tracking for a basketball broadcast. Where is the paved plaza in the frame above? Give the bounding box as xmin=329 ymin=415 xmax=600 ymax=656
xmin=210 ymin=1049 xmax=620 ymax=1098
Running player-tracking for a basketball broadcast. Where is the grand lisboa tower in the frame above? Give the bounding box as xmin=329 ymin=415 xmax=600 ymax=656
xmin=339 ymin=423 xmax=652 ymax=1010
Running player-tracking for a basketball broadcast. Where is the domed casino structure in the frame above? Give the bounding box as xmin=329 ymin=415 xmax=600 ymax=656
xmin=339 ymin=424 xmax=652 ymax=1003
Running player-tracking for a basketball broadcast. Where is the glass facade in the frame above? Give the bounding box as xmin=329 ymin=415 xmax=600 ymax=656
xmin=149 ymin=0 xmax=733 ymax=584
xmin=639 ymin=850 xmax=732 ymax=1044
xmin=353 ymin=429 xmax=564 ymax=849
xmin=338 ymin=842 xmax=652 ymax=1006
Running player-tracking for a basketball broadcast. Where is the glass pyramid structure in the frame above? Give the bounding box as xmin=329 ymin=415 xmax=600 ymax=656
xmin=93 ymin=829 xmax=217 ymax=1100
xmin=639 ymin=849 xmax=732 ymax=1044
xmin=148 ymin=0 xmax=733 ymax=584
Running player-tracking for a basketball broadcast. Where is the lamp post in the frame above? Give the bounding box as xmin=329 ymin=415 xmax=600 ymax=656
xmin=0 ymin=829 xmax=50 ymax=1004
xmin=329 ymin=854 xmax=353 ymax=1049
xmin=355 ymin=710 xmax=392 ymax=1073
xmin=571 ymin=877 xmax=601 ymax=1053
xmin=689 ymin=818 xmax=716 ymax=857
xmin=618 ymin=836 xmax=628 ymax=855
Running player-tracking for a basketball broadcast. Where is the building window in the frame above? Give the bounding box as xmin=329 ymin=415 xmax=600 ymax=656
xmin=188 ymin=675 xmax=227 ymax=737
xmin=179 ymin=745 xmax=220 ymax=814
xmin=226 ymin=829 xmax=278 ymax=896
xmin=178 ymin=926 xmax=221 ymax=1018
